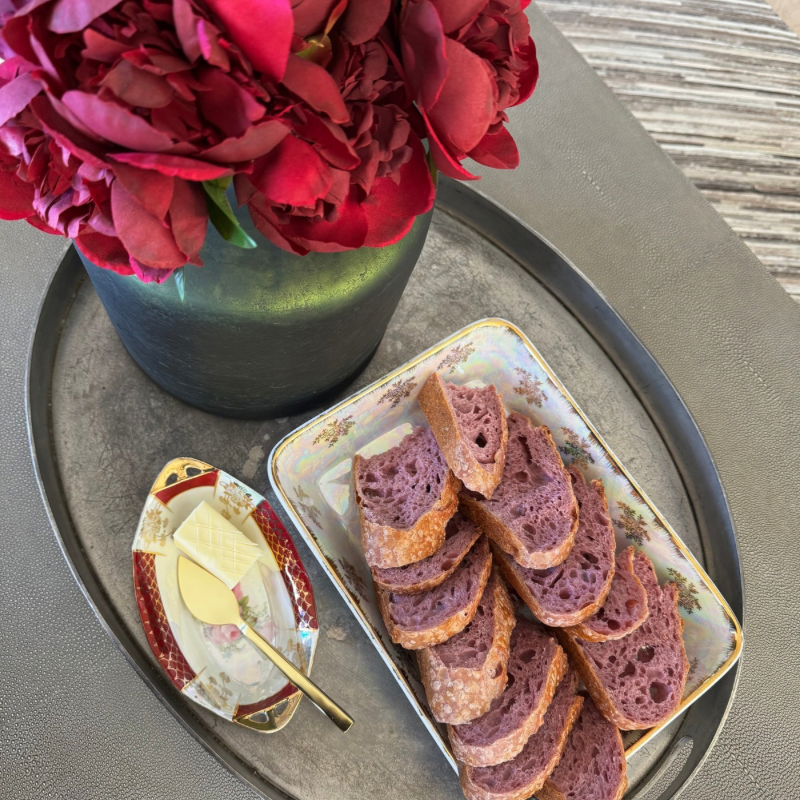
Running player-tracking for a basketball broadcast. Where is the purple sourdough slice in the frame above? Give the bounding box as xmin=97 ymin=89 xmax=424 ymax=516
xmin=556 ymin=550 xmax=690 ymax=730
xmin=418 ymin=373 xmax=508 ymax=498
xmin=460 ymin=413 xmax=578 ymax=569
xmin=354 ymin=426 xmax=460 ymax=569
xmin=538 ymin=695 xmax=627 ymax=800
xmin=375 ymin=536 xmax=492 ymax=649
xmin=448 ymin=619 xmax=568 ymax=767
xmin=419 ymin=569 xmax=516 ymax=724
xmin=567 ymin=546 xmax=649 ymax=642
xmin=372 ymin=512 xmax=482 ymax=594
xmin=494 ymin=467 xmax=616 ymax=627
xmin=459 ymin=670 xmax=584 ymax=800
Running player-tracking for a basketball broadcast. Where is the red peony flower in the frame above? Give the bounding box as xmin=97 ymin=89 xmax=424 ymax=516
xmin=0 ymin=0 xmax=538 ymax=280
xmin=241 ymin=31 xmax=434 ymax=254
xmin=400 ymin=0 xmax=538 ymax=180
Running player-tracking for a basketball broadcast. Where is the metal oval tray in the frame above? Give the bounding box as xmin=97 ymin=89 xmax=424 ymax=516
xmin=27 ymin=180 xmax=743 ymax=800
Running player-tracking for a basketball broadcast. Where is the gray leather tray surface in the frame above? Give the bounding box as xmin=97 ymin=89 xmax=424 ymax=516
xmin=1 ymin=7 xmax=797 ymax=800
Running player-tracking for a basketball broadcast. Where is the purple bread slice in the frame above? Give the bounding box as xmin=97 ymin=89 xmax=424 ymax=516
xmin=418 ymin=373 xmax=509 ymax=498
xmin=354 ymin=426 xmax=460 ymax=569
xmin=373 ymin=511 xmax=482 ymax=595
xmin=555 ymin=550 xmax=690 ymax=729
xmin=494 ymin=468 xmax=616 ymax=627
xmin=418 ymin=569 xmax=516 ymax=724
xmin=376 ymin=537 xmax=492 ymax=650
xmin=566 ymin=546 xmax=649 ymax=642
xmin=448 ymin=619 xmax=569 ymax=767
xmin=460 ymin=413 xmax=578 ymax=570
xmin=459 ymin=670 xmax=584 ymax=800
xmin=538 ymin=695 xmax=627 ymax=800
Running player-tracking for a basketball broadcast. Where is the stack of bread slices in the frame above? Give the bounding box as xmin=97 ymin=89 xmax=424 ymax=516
xmin=354 ymin=372 xmax=691 ymax=800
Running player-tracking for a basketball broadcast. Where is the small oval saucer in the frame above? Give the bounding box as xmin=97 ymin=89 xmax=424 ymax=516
xmin=132 ymin=457 xmax=318 ymax=732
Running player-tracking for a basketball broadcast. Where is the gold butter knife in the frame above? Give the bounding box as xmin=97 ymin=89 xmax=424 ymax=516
xmin=177 ymin=556 xmax=353 ymax=732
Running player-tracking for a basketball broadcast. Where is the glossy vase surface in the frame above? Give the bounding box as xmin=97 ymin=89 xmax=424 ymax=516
xmin=80 ymin=202 xmax=433 ymax=418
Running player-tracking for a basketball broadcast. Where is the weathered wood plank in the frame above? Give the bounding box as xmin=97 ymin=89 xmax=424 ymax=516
xmin=538 ymin=0 xmax=800 ymax=300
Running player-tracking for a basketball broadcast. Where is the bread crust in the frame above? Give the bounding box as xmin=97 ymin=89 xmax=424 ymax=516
xmin=490 ymin=477 xmax=614 ymax=627
xmin=448 ymin=643 xmax=569 ymax=767
xmin=373 ymin=514 xmax=482 ymax=595
xmin=354 ymin=457 xmax=460 ymax=568
xmin=418 ymin=372 xmax=508 ymax=499
xmin=458 ymin=694 xmax=584 ymax=800
xmin=555 ymin=582 xmax=689 ymax=729
xmin=565 ymin=546 xmax=649 ymax=642
xmin=375 ymin=546 xmax=492 ymax=650
xmin=537 ymin=718 xmax=627 ymax=800
xmin=418 ymin=570 xmax=516 ymax=724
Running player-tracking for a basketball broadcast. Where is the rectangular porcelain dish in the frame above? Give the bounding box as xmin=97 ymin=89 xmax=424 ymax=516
xmin=268 ymin=318 xmax=742 ymax=769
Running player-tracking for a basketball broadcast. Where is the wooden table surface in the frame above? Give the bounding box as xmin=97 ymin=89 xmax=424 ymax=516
xmin=538 ymin=0 xmax=800 ymax=301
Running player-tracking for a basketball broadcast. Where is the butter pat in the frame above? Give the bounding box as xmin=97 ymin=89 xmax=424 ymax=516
xmin=173 ymin=501 xmax=261 ymax=589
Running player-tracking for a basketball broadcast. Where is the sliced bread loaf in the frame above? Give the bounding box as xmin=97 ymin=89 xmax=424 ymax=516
xmin=537 ymin=694 xmax=627 ymax=800
xmin=460 ymin=413 xmax=578 ymax=569
xmin=354 ymin=426 xmax=460 ymax=569
xmin=555 ymin=550 xmax=689 ymax=729
xmin=418 ymin=373 xmax=509 ymax=498
xmin=448 ymin=619 xmax=568 ymax=767
xmin=372 ymin=511 xmax=482 ymax=595
xmin=418 ymin=569 xmax=516 ymax=724
xmin=565 ymin=546 xmax=649 ymax=642
xmin=459 ymin=670 xmax=584 ymax=800
xmin=493 ymin=467 xmax=615 ymax=627
xmin=376 ymin=537 xmax=492 ymax=650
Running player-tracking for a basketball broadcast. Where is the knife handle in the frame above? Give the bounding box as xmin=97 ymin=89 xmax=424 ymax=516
xmin=239 ymin=623 xmax=353 ymax=732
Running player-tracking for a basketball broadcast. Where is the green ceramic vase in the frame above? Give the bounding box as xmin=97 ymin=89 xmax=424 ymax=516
xmin=79 ymin=202 xmax=433 ymax=419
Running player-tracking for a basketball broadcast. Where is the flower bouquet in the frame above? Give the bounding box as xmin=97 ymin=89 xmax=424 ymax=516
xmin=0 ymin=0 xmax=538 ymax=284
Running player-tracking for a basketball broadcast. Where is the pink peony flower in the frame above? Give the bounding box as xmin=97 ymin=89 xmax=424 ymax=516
xmin=0 ymin=0 xmax=538 ymax=278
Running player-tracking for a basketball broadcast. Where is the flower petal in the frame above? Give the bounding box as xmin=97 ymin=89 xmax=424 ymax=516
xmin=0 ymin=73 xmax=40 ymax=126
xmin=0 ymin=164 xmax=35 ymax=220
xmin=111 ymin=179 xmax=186 ymax=269
xmin=281 ymin=55 xmax=349 ymax=124
xmin=201 ymin=119 xmax=290 ymax=162
xmin=129 ymin=257 xmax=177 ymax=283
xmin=419 ymin=106 xmax=479 ymax=180
xmin=428 ymin=0 xmax=485 ymax=34
xmin=401 ymin=0 xmax=448 ymax=110
xmin=61 ymin=90 xmax=174 ymax=151
xmin=29 ymin=95 xmax=108 ymax=167
xmin=468 ymin=125 xmax=519 ymax=169
xmin=250 ymin=134 xmax=333 ymax=207
xmin=48 ymin=0 xmax=127 ymax=33
xmin=102 ymin=60 xmax=175 ymax=109
xmin=112 ymin=161 xmax=174 ymax=220
xmin=427 ymin=37 xmax=494 ymax=155
xmin=341 ymin=0 xmax=391 ymax=45
xmin=293 ymin=113 xmax=359 ymax=170
xmin=74 ymin=231 xmax=134 ymax=275
xmin=195 ymin=67 xmax=265 ymax=140
xmin=369 ymin=133 xmax=434 ymax=219
xmin=169 ymin=179 xmax=207 ymax=265
xmin=203 ymin=0 xmax=293 ymax=82
xmin=514 ymin=37 xmax=539 ymax=107
xmin=82 ymin=29 xmax=132 ymax=64
xmin=111 ymin=152 xmax=233 ymax=180
xmin=291 ymin=0 xmax=340 ymax=38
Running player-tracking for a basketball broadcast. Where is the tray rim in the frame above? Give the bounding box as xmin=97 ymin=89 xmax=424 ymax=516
xmin=268 ymin=316 xmax=743 ymax=765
